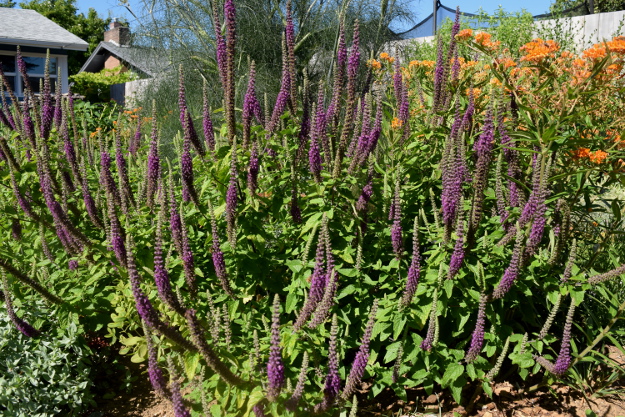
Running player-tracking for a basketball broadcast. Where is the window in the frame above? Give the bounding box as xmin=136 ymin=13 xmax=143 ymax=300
xmin=1 ymin=53 xmax=59 ymax=96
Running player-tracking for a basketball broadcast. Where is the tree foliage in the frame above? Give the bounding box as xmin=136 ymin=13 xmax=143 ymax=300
xmin=549 ymin=0 xmax=625 ymax=14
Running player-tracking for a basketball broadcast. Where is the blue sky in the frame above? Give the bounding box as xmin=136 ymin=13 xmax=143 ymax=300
xmin=73 ymin=0 xmax=553 ymax=32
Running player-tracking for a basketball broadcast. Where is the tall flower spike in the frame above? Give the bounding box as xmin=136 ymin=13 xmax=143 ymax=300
xmin=447 ymin=213 xmax=466 ymax=280
xmin=247 ymin=141 xmax=260 ymax=195
xmin=178 ymin=67 xmax=205 ymax=157
xmin=293 ymin=217 xmax=328 ymax=330
xmin=101 ymin=151 xmax=122 ymax=208
xmin=180 ymin=109 xmax=199 ymax=206
xmin=267 ymin=294 xmax=285 ymax=401
xmin=129 ymin=113 xmax=141 ymax=156
xmin=208 ymin=197 xmax=235 ymax=296
xmin=465 ymin=293 xmax=487 ymax=362
xmin=468 ymin=105 xmax=496 ymax=243
xmin=421 ymin=287 xmax=439 ymax=351
xmin=142 ymin=320 xmax=170 ymax=398
xmin=493 ymin=225 xmax=524 ymax=299
xmin=41 ymin=51 xmax=53 ymax=140
xmin=539 ymin=293 xmax=562 ymax=340
xmin=226 ymin=144 xmax=238 ymax=248
xmin=146 ymin=105 xmax=160 ymax=208
xmin=266 ymin=40 xmax=291 ymax=136
xmin=401 ymin=216 xmax=421 ymax=307
xmin=1 ymin=270 xmax=41 ymax=338
xmin=202 ymin=81 xmax=216 ymax=153
xmin=285 ymin=351 xmax=309 ymax=411
xmin=179 ymin=207 xmax=197 ymax=296
xmin=314 ymin=314 xmax=340 ymax=412
xmin=126 ymin=235 xmax=196 ymax=352
xmin=552 ymin=300 xmax=576 ymax=375
xmin=242 ymin=62 xmax=262 ymax=146
xmin=391 ymin=178 xmax=403 ymax=259
xmin=168 ymin=174 xmax=183 ymax=255
xmin=185 ymin=309 xmax=243 ymax=385
xmin=115 ymin=128 xmax=135 ymax=212
xmin=170 ymin=377 xmax=191 ymax=417
xmin=486 ymin=336 xmax=510 ymax=380
xmin=308 ymin=102 xmax=322 ymax=183
xmin=153 ymin=208 xmax=184 ymax=314
xmin=342 ymin=299 xmax=378 ymax=400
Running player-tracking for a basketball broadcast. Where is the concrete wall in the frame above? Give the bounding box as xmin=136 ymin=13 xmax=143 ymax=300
xmin=111 ymin=78 xmax=160 ymax=107
xmin=534 ymin=10 xmax=625 ymax=50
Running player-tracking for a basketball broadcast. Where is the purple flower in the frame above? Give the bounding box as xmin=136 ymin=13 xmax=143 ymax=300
xmin=180 ymin=118 xmax=198 ymax=205
xmin=321 ymin=315 xmax=341 ymax=409
xmin=308 ymin=97 xmax=324 ymax=182
xmin=356 ymin=180 xmax=373 ymax=213
xmin=243 ymin=62 xmax=262 ymax=145
xmin=101 ymin=151 xmax=121 ymax=208
xmin=493 ymin=228 xmax=524 ymax=299
xmin=146 ymin=111 xmax=160 ymax=207
xmin=447 ymin=218 xmax=465 ymax=280
xmin=203 ymin=83 xmax=216 ymax=152
xmin=169 ymin=179 xmax=183 ymax=255
xmin=294 ymin=223 xmax=327 ymax=330
xmin=290 ymin=190 xmax=302 ymax=224
xmin=266 ymin=62 xmax=291 ymax=135
xmin=209 ymin=209 xmax=234 ymax=296
xmin=342 ymin=299 xmax=377 ymax=400
xmin=68 ymin=259 xmax=78 ymax=270
xmin=108 ymin=196 xmax=127 ymax=268
xmin=153 ymin=214 xmax=183 ymax=313
xmin=226 ymin=150 xmax=238 ymax=247
xmin=552 ymin=301 xmax=575 ymax=375
xmin=285 ymin=352 xmax=309 ymax=411
xmin=267 ymin=294 xmax=285 ymax=401
xmin=390 ymin=182 xmax=403 ymax=258
xmin=144 ymin=324 xmax=169 ymax=398
xmin=129 ymin=116 xmax=141 ymax=156
xmin=247 ymin=142 xmax=260 ymax=194
xmin=178 ymin=68 xmax=205 ymax=157
xmin=1 ymin=271 xmax=41 ymax=338
xmin=170 ymin=379 xmax=191 ymax=417
xmin=115 ymin=130 xmax=135 ymax=211
xmin=180 ymin=212 xmax=197 ymax=295
xmin=401 ymin=217 xmax=421 ymax=307
xmin=465 ymin=294 xmax=487 ymax=362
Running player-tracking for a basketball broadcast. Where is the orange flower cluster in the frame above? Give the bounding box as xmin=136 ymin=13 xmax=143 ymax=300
xmin=379 ymin=52 xmax=395 ymax=63
xmin=367 ymin=59 xmax=382 ymax=70
xmin=572 ymin=147 xmax=609 ymax=163
xmin=409 ymin=60 xmax=435 ymax=69
xmin=474 ymin=32 xmax=500 ymax=51
xmin=455 ymin=28 xmax=473 ymax=41
xmin=582 ymin=36 xmax=625 ymax=59
xmin=519 ymin=39 xmax=560 ymax=63
xmin=391 ymin=117 xmax=403 ymax=129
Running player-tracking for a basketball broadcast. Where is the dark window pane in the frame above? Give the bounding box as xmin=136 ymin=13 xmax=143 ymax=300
xmin=23 ymin=57 xmax=57 ymax=74
xmin=0 ymin=55 xmax=15 ymax=73
xmin=4 ymin=76 xmax=16 ymax=91
xmin=27 ymin=77 xmax=56 ymax=94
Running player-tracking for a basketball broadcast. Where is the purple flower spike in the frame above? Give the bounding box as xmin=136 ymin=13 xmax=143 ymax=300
xmin=202 ymin=83 xmax=216 ymax=152
xmin=209 ymin=206 xmax=235 ymax=297
xmin=144 ymin=324 xmax=170 ymax=398
xmin=390 ymin=181 xmax=403 ymax=259
xmin=243 ymin=62 xmax=262 ymax=146
xmin=146 ymin=109 xmax=160 ymax=207
xmin=170 ymin=379 xmax=191 ymax=417
xmin=101 ymin=151 xmax=121 ymax=208
xmin=314 ymin=314 xmax=340 ymax=412
xmin=247 ymin=142 xmax=260 ymax=194
xmin=393 ymin=59 xmax=403 ymax=105
xmin=356 ymin=180 xmax=373 ymax=213
xmin=129 ymin=116 xmax=141 ymax=156
xmin=465 ymin=294 xmax=487 ymax=362
xmin=552 ymin=301 xmax=575 ymax=375
xmin=309 ymin=102 xmax=323 ymax=183
xmin=226 ymin=148 xmax=238 ymax=247
xmin=447 ymin=218 xmax=465 ymax=280
xmin=267 ymin=294 xmax=285 ymax=402
xmin=1 ymin=271 xmax=41 ymax=338
xmin=401 ymin=217 xmax=421 ymax=307
xmin=493 ymin=227 xmax=524 ymax=299
xmin=154 ymin=213 xmax=183 ymax=314
xmin=180 ymin=211 xmax=197 ymax=296
xmin=180 ymin=112 xmax=199 ymax=205
xmin=342 ymin=299 xmax=378 ymax=401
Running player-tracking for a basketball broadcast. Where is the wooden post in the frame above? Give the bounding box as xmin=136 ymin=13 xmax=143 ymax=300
xmin=588 ymin=0 xmax=594 ymax=13
xmin=432 ymin=0 xmax=438 ymax=35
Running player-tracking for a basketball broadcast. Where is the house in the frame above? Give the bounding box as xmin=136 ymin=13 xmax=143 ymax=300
xmin=79 ymin=20 xmax=169 ymax=105
xmin=0 ymin=7 xmax=88 ymax=97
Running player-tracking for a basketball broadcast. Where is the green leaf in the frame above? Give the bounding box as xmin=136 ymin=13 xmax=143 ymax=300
xmin=184 ymin=353 xmax=201 ymax=380
xmin=441 ymin=362 xmax=464 ymax=387
xmin=245 ymin=386 xmax=265 ymax=416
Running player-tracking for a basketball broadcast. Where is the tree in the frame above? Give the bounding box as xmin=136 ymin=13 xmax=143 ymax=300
xmin=549 ymin=0 xmax=625 ymax=15
xmin=18 ymin=0 xmax=110 ymax=74
xmin=0 ymin=1 xmax=17 ymax=7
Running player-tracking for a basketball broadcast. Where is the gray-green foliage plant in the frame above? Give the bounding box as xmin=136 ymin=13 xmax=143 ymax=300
xmin=0 ymin=303 xmax=94 ymax=416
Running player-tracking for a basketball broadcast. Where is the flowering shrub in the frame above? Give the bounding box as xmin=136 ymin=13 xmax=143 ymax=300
xmin=0 ymin=4 xmax=625 ymax=416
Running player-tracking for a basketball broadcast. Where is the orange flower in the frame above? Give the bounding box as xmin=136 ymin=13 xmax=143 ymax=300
xmin=573 ymin=147 xmax=590 ymax=159
xmin=379 ymin=52 xmax=394 ymax=63
xmin=589 ymin=150 xmax=608 ymax=163
xmin=455 ymin=28 xmax=473 ymax=41
xmin=519 ymin=39 xmax=559 ymax=63
xmin=391 ymin=117 xmax=403 ymax=129
xmin=367 ymin=59 xmax=382 ymax=70
xmin=583 ymin=44 xmax=607 ymax=60
xmin=474 ymin=32 xmax=500 ymax=51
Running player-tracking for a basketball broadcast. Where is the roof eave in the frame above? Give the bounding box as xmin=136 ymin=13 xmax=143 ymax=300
xmin=0 ymin=38 xmax=88 ymax=51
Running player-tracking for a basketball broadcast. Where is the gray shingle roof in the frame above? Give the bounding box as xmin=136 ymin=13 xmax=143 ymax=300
xmin=80 ymin=42 xmax=171 ymax=77
xmin=0 ymin=8 xmax=88 ymax=51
